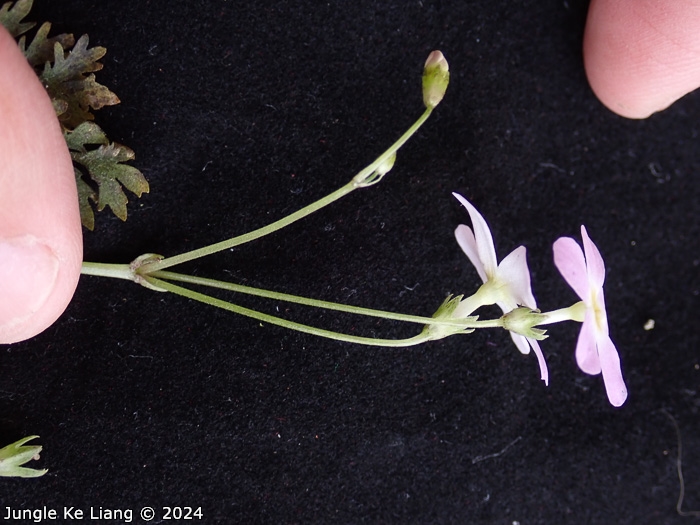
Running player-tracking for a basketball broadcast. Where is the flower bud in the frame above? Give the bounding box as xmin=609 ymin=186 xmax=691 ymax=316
xmin=0 ymin=436 xmax=47 ymax=478
xmin=502 ymin=307 xmax=548 ymax=340
xmin=422 ymin=51 xmax=450 ymax=109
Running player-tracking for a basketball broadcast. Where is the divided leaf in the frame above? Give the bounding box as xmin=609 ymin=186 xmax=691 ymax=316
xmin=67 ymin=123 xmax=149 ymax=230
xmin=75 ymin=168 xmax=97 ymax=231
xmin=0 ymin=0 xmax=35 ymax=37
xmin=20 ymin=21 xmax=75 ymax=67
xmin=0 ymin=0 xmax=149 ymax=229
xmin=41 ymin=35 xmax=120 ymax=128
xmin=65 ymin=120 xmax=108 ymax=151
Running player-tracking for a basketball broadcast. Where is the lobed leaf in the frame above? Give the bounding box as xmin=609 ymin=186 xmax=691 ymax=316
xmin=0 ymin=0 xmax=35 ymax=37
xmin=67 ymin=123 xmax=148 ymax=229
xmin=41 ymin=36 xmax=120 ymax=128
xmin=75 ymin=168 xmax=97 ymax=230
xmin=65 ymin=120 xmax=108 ymax=152
xmin=3 ymin=0 xmax=148 ymax=229
xmin=19 ymin=21 xmax=75 ymax=67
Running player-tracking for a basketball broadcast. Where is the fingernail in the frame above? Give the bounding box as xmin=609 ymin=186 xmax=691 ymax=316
xmin=0 ymin=236 xmax=59 ymax=337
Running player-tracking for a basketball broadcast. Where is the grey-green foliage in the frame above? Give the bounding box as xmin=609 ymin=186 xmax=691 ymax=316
xmin=0 ymin=0 xmax=148 ymax=229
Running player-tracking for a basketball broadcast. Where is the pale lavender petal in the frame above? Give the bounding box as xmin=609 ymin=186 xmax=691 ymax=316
xmin=496 ymin=246 xmax=537 ymax=309
xmin=596 ymin=333 xmax=628 ymax=407
xmin=580 ymin=226 xmax=606 ymax=289
xmin=553 ymin=236 xmax=589 ymax=301
xmin=455 ymin=224 xmax=487 ymax=283
xmin=452 ymin=193 xmax=498 ymax=277
xmin=527 ymin=338 xmax=549 ymax=386
xmin=510 ymin=332 xmax=531 ymax=354
xmin=576 ymin=311 xmax=602 ymax=375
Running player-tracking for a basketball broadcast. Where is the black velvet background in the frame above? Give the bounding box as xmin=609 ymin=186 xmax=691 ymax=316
xmin=1 ymin=1 xmax=699 ymax=523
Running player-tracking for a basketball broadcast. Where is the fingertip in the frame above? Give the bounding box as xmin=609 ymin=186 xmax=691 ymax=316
xmin=583 ymin=0 xmax=700 ymax=118
xmin=0 ymin=236 xmax=82 ymax=344
xmin=0 ymin=26 xmax=83 ymax=343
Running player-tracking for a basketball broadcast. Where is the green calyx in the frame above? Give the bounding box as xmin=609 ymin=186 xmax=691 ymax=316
xmin=0 ymin=435 xmax=47 ymax=478
xmin=501 ymin=307 xmax=548 ymax=340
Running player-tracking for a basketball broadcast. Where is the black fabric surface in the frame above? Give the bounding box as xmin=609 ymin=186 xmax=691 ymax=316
xmin=2 ymin=1 xmax=699 ymax=523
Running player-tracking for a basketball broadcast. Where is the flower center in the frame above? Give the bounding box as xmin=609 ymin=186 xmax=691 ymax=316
xmin=589 ymin=287 xmax=607 ymax=333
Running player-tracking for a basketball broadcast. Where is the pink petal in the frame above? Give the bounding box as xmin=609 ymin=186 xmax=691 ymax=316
xmin=596 ymin=333 xmax=628 ymax=407
xmin=454 ymin=225 xmax=487 ymax=283
xmin=496 ymin=246 xmax=537 ymax=309
xmin=510 ymin=332 xmax=531 ymax=354
xmin=553 ymin=236 xmax=589 ymax=301
xmin=581 ymin=226 xmax=606 ymax=289
xmin=452 ymin=193 xmax=498 ymax=277
xmin=527 ymin=338 xmax=549 ymax=386
xmin=576 ymin=311 xmax=602 ymax=375
xmin=509 ymin=334 xmax=549 ymax=386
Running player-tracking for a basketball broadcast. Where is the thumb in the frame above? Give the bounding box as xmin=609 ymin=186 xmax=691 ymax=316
xmin=583 ymin=0 xmax=700 ymax=119
xmin=0 ymin=25 xmax=82 ymax=344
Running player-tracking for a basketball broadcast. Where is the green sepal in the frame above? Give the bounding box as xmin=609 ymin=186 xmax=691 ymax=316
xmin=501 ymin=307 xmax=548 ymax=340
xmin=423 ymin=294 xmax=476 ymax=340
xmin=0 ymin=435 xmax=47 ymax=478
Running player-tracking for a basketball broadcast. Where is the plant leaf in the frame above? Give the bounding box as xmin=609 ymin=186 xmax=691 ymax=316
xmin=75 ymin=167 xmax=97 ymax=230
xmin=65 ymin=120 xmax=108 ymax=152
xmin=41 ymin=35 xmax=120 ymax=128
xmin=19 ymin=21 xmax=75 ymax=67
xmin=0 ymin=0 xmax=35 ymax=37
xmin=67 ymin=123 xmax=149 ymax=225
xmin=4 ymin=1 xmax=148 ymax=229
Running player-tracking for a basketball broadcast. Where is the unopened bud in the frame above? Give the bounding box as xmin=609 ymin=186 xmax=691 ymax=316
xmin=422 ymin=51 xmax=450 ymax=109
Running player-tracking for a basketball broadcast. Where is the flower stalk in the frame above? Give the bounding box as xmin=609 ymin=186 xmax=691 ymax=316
xmin=78 ymin=49 xmax=628 ymax=405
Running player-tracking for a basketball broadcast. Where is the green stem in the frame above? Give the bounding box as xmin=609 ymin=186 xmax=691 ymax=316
xmin=138 ymin=107 xmax=433 ymax=274
xmin=144 ymin=276 xmax=431 ymax=347
xmin=80 ymin=262 xmax=133 ymax=281
xmin=350 ymin=106 xmax=433 ymax=186
xmin=149 ymin=270 xmax=495 ymax=329
xmin=141 ymin=182 xmax=355 ymax=273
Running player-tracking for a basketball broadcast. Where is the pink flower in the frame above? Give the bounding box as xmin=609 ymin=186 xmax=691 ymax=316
xmin=553 ymin=226 xmax=628 ymax=406
xmin=453 ymin=193 xmax=548 ymax=385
